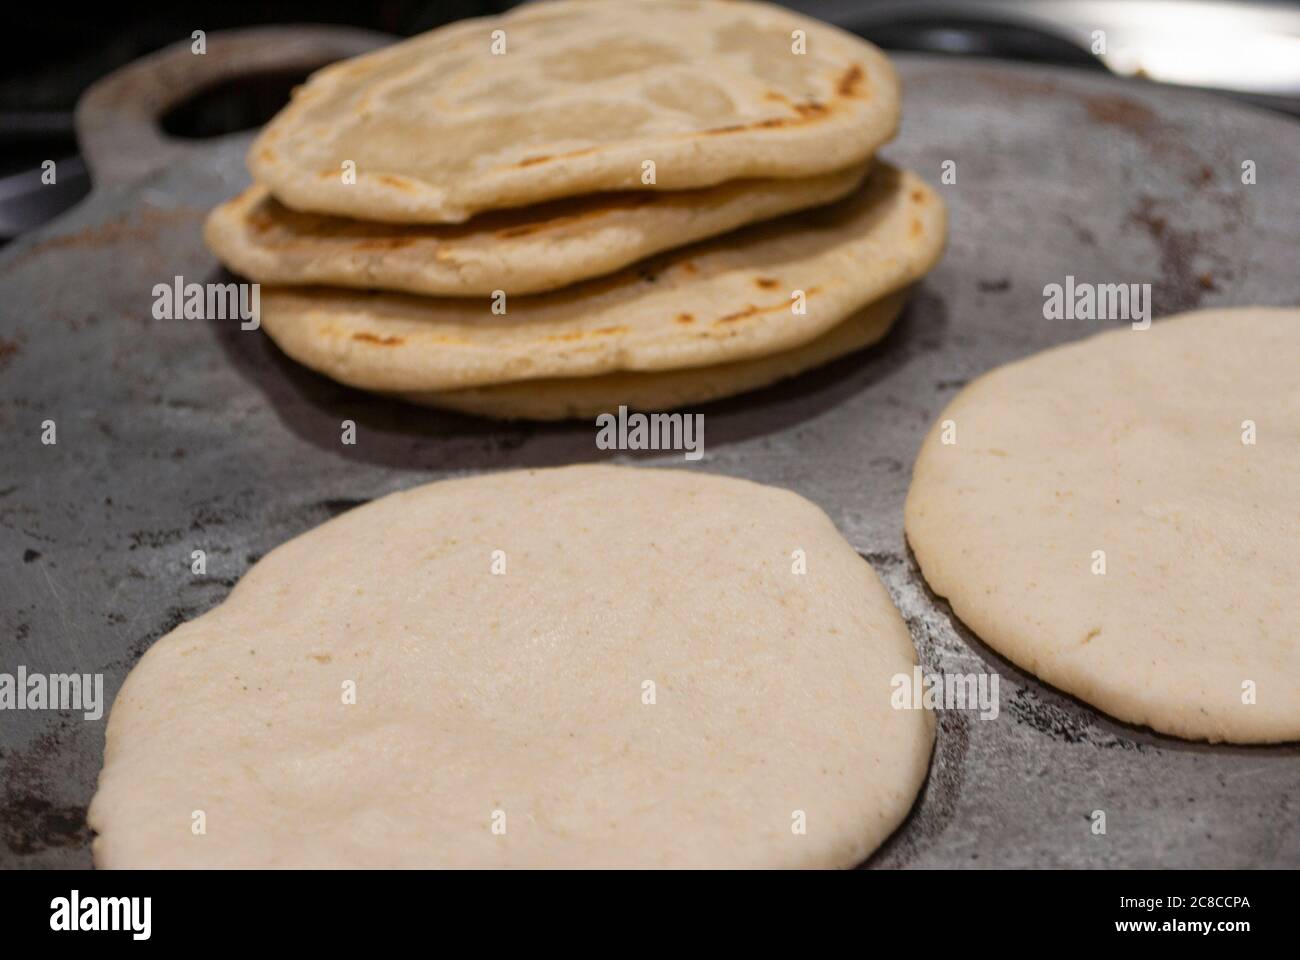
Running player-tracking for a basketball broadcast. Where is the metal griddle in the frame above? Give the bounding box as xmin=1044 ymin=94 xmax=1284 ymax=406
xmin=2 ymin=29 xmax=1298 ymax=869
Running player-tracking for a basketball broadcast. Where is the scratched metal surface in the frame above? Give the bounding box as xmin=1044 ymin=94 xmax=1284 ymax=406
xmin=1 ymin=39 xmax=1298 ymax=868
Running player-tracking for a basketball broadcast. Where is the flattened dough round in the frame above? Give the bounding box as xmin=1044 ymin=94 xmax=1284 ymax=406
xmin=206 ymin=166 xmax=867 ymax=297
xmin=250 ymin=0 xmax=900 ymax=222
xmin=905 ymin=307 xmax=1300 ymax=743
xmin=90 ymin=466 xmax=934 ymax=868
xmin=411 ymin=290 xmax=908 ymax=419
xmin=256 ymin=165 xmax=945 ymax=393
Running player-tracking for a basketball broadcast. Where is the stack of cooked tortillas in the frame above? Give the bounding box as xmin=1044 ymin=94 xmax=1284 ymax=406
xmin=205 ymin=0 xmax=946 ymax=419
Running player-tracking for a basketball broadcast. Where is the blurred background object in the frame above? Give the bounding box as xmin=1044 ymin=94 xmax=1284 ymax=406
xmin=799 ymin=0 xmax=1300 ymax=109
xmin=2 ymin=0 xmax=1298 ymax=243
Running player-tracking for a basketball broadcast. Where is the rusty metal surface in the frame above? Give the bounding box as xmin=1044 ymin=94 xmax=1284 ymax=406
xmin=1 ymin=39 xmax=1298 ymax=868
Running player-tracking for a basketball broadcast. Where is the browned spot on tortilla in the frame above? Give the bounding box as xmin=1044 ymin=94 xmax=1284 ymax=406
xmin=544 ymin=326 xmax=625 ymax=341
xmin=764 ymin=90 xmax=789 ymax=103
xmin=703 ymin=101 xmax=830 ymax=137
xmin=679 ymin=261 xmax=698 ymax=275
xmin=910 ymin=218 xmax=925 ymax=237
xmin=837 ymin=64 xmax=865 ymax=98
xmin=494 ymin=194 xmax=657 ymax=238
xmin=352 ymin=332 xmax=404 ymax=346
xmin=498 ymin=145 xmax=600 ymax=174
xmin=754 ymin=277 xmax=780 ymax=290
xmin=258 ymin=148 xmax=275 ymax=163
xmin=910 ymin=189 xmax=927 ymax=204
xmin=712 ymin=294 xmax=815 ymax=326
xmin=377 ymin=174 xmax=412 ymax=191
xmin=311 ymin=654 xmax=332 ymax=664
xmin=676 ymin=313 xmax=695 ymax=324
xmin=717 ymin=305 xmax=759 ymax=324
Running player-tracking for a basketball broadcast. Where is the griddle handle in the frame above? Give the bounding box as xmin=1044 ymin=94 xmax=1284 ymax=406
xmin=73 ymin=25 xmax=393 ymax=188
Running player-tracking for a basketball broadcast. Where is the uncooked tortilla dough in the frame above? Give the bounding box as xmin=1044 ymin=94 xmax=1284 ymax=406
xmin=91 ymin=466 xmax=934 ymax=867
xmin=905 ymin=306 xmax=1300 ymax=743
